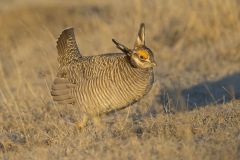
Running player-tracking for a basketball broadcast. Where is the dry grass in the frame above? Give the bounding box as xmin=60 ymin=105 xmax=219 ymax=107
xmin=0 ymin=0 xmax=240 ymax=159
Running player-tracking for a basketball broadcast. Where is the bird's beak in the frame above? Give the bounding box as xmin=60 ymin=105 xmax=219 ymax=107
xmin=151 ymin=62 xmax=156 ymax=67
xmin=146 ymin=59 xmax=156 ymax=67
xmin=147 ymin=59 xmax=156 ymax=67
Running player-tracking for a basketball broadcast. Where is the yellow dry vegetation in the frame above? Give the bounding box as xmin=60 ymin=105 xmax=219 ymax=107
xmin=0 ymin=0 xmax=240 ymax=159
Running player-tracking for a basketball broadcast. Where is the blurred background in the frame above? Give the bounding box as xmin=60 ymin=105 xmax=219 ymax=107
xmin=0 ymin=0 xmax=240 ymax=159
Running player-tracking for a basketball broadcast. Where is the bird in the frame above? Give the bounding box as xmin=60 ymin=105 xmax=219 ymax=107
xmin=51 ymin=23 xmax=156 ymax=128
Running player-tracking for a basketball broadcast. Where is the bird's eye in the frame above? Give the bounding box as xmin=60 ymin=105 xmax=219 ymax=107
xmin=137 ymin=49 xmax=149 ymax=60
xmin=139 ymin=55 xmax=145 ymax=60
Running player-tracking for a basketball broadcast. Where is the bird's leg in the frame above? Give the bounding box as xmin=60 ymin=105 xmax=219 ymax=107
xmin=75 ymin=114 xmax=89 ymax=130
xmin=92 ymin=116 xmax=105 ymax=129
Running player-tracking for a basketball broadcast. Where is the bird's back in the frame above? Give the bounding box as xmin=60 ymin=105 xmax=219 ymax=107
xmin=57 ymin=53 xmax=154 ymax=115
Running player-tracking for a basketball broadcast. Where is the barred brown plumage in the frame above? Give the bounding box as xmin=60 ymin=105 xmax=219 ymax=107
xmin=51 ymin=23 xmax=156 ymax=127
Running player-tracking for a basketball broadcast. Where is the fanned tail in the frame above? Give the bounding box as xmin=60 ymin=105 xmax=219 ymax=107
xmin=56 ymin=28 xmax=82 ymax=65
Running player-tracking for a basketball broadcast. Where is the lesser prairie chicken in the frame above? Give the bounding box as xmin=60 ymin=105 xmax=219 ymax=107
xmin=51 ymin=23 xmax=156 ymax=127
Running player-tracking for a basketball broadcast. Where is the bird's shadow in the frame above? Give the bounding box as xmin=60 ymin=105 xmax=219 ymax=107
xmin=117 ymin=73 xmax=240 ymax=128
xmin=160 ymin=73 xmax=240 ymax=112
xmin=119 ymin=73 xmax=240 ymax=137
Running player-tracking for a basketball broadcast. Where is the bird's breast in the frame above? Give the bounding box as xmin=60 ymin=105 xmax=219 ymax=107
xmin=64 ymin=57 xmax=153 ymax=115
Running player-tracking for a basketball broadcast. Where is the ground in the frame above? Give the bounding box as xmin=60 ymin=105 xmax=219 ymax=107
xmin=0 ymin=0 xmax=240 ymax=159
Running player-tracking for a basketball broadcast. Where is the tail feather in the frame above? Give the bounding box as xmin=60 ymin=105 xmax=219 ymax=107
xmin=56 ymin=28 xmax=82 ymax=65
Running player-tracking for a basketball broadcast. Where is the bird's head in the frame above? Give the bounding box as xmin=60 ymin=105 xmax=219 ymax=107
xmin=112 ymin=23 xmax=156 ymax=69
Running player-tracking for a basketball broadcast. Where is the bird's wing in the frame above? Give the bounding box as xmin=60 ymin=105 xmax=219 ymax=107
xmin=57 ymin=28 xmax=82 ymax=65
xmin=51 ymin=77 xmax=77 ymax=104
xmin=51 ymin=61 xmax=114 ymax=105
